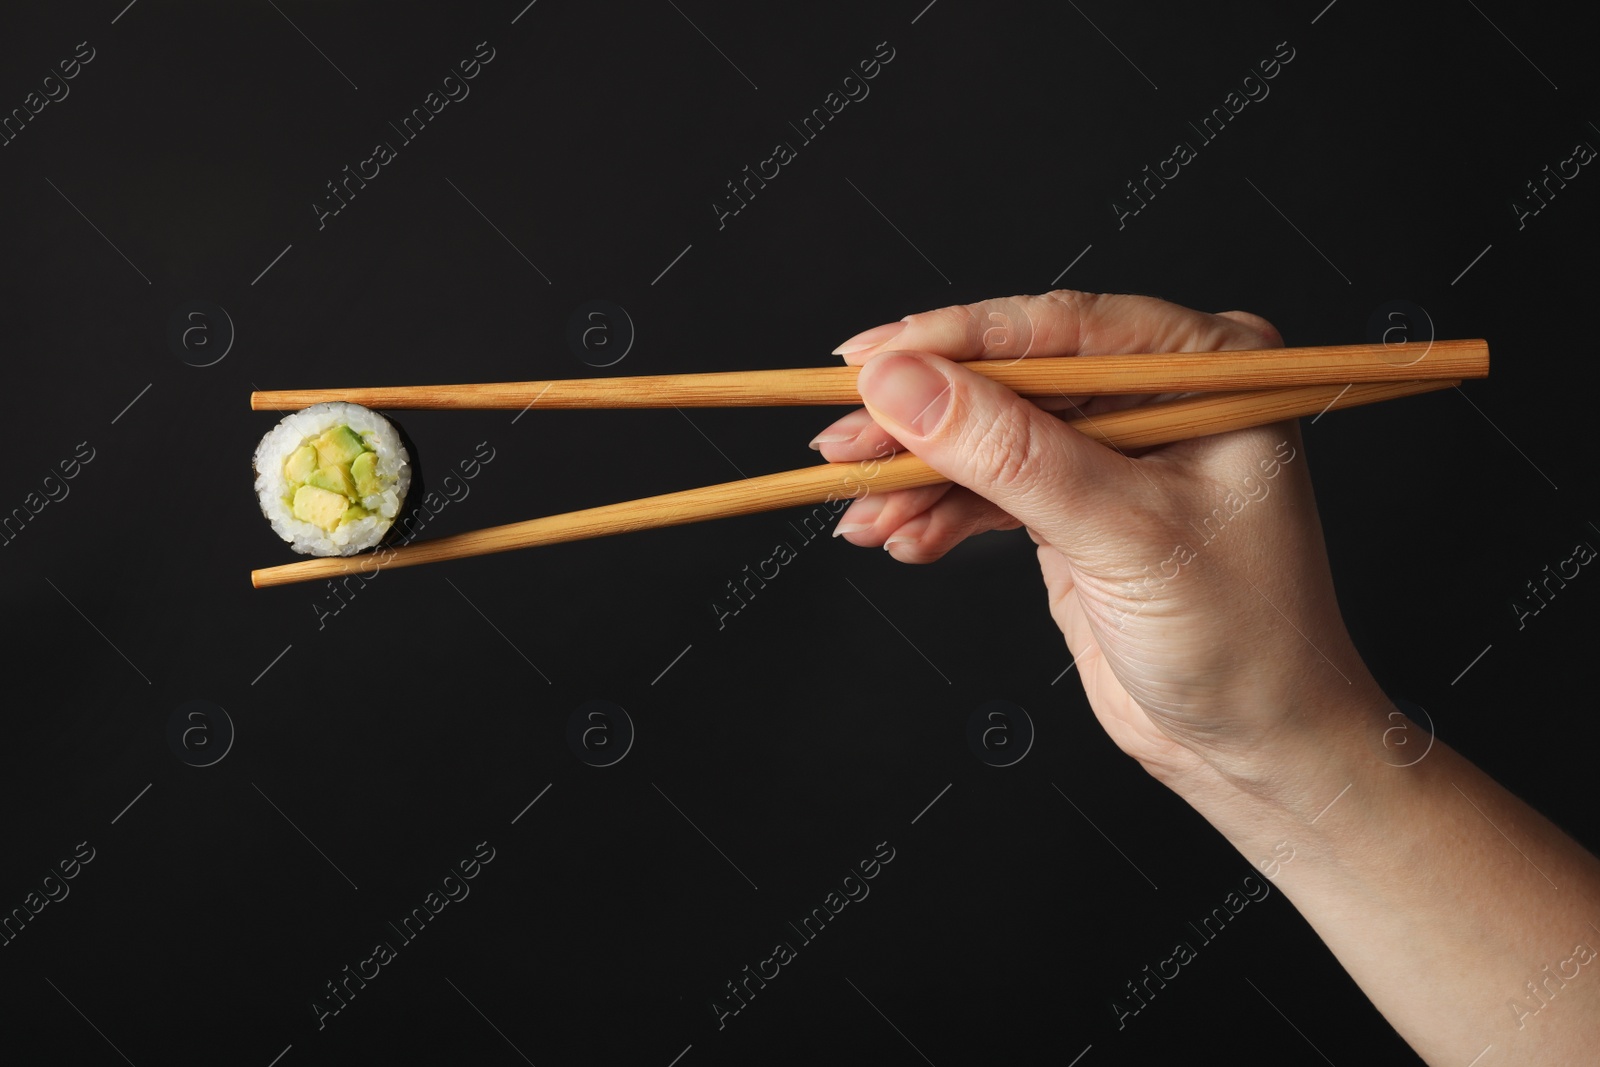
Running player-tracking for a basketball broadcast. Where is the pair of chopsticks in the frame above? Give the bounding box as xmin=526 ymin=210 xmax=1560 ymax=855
xmin=249 ymin=339 xmax=1487 ymax=588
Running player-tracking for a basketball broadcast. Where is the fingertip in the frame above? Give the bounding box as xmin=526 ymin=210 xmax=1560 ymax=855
xmin=809 ymin=407 xmax=900 ymax=462
xmin=882 ymin=538 xmax=918 ymax=562
xmin=831 ymin=320 xmax=908 ymax=359
xmin=833 ymin=483 xmax=955 ymax=549
xmin=883 ymin=489 xmax=1015 ymax=563
xmin=883 ymin=513 xmax=936 ymax=563
xmin=815 ymin=434 xmax=902 ymax=466
xmin=834 ymin=493 xmax=888 ymax=544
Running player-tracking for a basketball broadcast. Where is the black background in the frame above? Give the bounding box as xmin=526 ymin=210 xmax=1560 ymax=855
xmin=1 ymin=1 xmax=1596 ymax=1064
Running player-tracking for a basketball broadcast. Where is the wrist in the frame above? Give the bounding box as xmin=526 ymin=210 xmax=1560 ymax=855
xmin=1153 ymin=676 xmax=1401 ymax=831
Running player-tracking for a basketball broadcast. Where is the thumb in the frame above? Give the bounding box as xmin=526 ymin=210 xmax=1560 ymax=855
xmin=855 ymin=351 xmax=1136 ymax=556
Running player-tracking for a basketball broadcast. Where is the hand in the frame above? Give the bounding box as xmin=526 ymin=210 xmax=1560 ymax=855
xmin=817 ymin=291 xmax=1388 ymax=796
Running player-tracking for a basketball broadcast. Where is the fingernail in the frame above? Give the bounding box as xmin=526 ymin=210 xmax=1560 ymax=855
xmin=883 ymin=535 xmax=916 ymax=556
xmin=807 ymin=430 xmax=857 ymax=450
xmin=808 ymin=408 xmax=875 ymax=450
xmin=834 ymin=494 xmax=886 ymax=535
xmin=857 ymin=354 xmax=951 ymax=436
xmin=831 ymin=321 xmax=906 ymax=356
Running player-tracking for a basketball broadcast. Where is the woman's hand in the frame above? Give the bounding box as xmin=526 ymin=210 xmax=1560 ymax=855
xmin=817 ymin=291 xmax=1388 ymax=797
xmin=820 ymin=290 xmax=1600 ymax=1065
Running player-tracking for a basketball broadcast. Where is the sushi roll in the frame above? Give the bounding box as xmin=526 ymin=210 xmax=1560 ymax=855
xmin=254 ymin=402 xmax=412 ymax=556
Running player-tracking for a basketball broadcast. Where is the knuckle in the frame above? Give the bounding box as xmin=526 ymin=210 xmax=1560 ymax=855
xmin=915 ymin=509 xmax=981 ymax=561
xmin=981 ymin=297 xmax=1040 ymax=360
xmin=964 ymin=402 xmax=1038 ymax=492
xmin=1042 ymin=288 xmax=1094 ymax=310
xmin=907 ymin=301 xmax=983 ymax=349
xmin=945 ymin=303 xmax=987 ymax=352
xmin=1216 ymin=310 xmax=1283 ymax=348
xmin=1038 ymin=289 xmax=1097 ymax=350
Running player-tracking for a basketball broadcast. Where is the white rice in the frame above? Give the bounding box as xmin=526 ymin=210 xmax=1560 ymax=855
xmin=254 ymin=402 xmax=412 ymax=557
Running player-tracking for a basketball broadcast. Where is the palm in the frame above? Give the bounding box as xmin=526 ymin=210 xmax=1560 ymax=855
xmin=1036 ymin=541 xmax=1209 ymax=778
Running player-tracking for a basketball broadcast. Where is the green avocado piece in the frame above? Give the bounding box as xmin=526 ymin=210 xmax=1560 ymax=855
xmin=283 ymin=444 xmax=317 ymax=484
xmin=307 ymin=464 xmax=358 ymax=499
xmin=313 ymin=425 xmax=366 ymax=468
xmin=340 ymin=504 xmax=371 ymax=526
xmin=350 ymin=450 xmax=381 ymax=497
xmin=292 ymin=485 xmax=348 ymax=531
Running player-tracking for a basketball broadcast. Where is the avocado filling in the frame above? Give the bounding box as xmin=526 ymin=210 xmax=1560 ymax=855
xmin=284 ymin=425 xmax=382 ymax=532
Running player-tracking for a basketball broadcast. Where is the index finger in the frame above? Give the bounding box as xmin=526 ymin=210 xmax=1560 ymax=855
xmin=831 ymin=290 xmax=1282 ymax=366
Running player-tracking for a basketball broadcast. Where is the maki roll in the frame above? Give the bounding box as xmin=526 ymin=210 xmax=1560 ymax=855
xmin=254 ymin=402 xmax=412 ymax=556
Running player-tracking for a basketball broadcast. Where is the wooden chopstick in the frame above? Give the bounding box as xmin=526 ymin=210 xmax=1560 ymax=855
xmin=250 ymin=378 xmax=1456 ymax=588
xmin=248 ymin=339 xmax=1485 ymax=410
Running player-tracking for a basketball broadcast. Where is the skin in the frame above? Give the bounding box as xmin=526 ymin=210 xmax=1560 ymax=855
xmin=816 ymin=290 xmax=1600 ymax=1064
